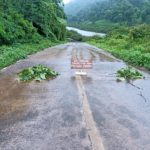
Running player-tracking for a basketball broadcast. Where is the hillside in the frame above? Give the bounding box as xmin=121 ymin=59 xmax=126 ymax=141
xmin=0 ymin=0 xmax=66 ymax=69
xmin=65 ymin=0 xmax=150 ymax=32
xmin=0 ymin=0 xmax=66 ymax=45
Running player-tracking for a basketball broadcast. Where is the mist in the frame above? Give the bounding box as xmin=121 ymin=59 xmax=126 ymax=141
xmin=64 ymin=0 xmax=102 ymax=15
xmin=65 ymin=0 xmax=150 ymax=25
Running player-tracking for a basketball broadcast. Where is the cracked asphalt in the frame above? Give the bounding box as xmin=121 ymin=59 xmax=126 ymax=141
xmin=0 ymin=42 xmax=150 ymax=150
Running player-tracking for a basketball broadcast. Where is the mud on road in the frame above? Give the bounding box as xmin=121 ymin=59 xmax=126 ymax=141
xmin=0 ymin=43 xmax=150 ymax=150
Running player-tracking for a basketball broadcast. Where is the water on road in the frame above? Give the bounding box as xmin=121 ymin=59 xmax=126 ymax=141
xmin=67 ymin=27 xmax=106 ymax=37
xmin=0 ymin=43 xmax=150 ymax=150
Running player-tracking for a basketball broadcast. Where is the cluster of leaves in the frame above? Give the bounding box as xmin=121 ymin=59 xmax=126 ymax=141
xmin=18 ymin=65 xmax=59 ymax=82
xmin=87 ymin=24 xmax=150 ymax=70
xmin=129 ymin=24 xmax=150 ymax=39
xmin=117 ymin=67 xmax=143 ymax=82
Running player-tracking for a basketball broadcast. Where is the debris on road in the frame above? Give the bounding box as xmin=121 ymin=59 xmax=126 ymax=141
xmin=18 ymin=64 xmax=59 ymax=82
xmin=117 ymin=66 xmax=144 ymax=82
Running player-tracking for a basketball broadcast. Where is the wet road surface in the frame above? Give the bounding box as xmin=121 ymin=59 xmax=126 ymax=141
xmin=0 ymin=42 xmax=150 ymax=150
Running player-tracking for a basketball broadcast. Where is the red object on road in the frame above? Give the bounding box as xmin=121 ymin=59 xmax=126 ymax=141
xmin=71 ymin=59 xmax=93 ymax=69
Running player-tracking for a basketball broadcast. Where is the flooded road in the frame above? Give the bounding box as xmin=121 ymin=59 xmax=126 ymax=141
xmin=0 ymin=42 xmax=150 ymax=150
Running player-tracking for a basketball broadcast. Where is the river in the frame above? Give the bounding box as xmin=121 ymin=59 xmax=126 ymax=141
xmin=67 ymin=27 xmax=106 ymax=37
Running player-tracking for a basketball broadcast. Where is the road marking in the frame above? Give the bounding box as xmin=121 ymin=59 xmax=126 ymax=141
xmin=76 ymin=76 xmax=105 ymax=150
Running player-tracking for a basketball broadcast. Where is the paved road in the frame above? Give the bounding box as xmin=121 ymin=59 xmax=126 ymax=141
xmin=0 ymin=43 xmax=150 ymax=150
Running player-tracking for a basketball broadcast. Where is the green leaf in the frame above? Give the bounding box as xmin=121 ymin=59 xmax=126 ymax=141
xmin=40 ymin=73 xmax=46 ymax=80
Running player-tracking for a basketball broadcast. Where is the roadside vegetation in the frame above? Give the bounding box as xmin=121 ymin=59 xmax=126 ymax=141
xmin=0 ymin=40 xmax=64 ymax=70
xmin=0 ymin=0 xmax=66 ymax=70
xmin=87 ymin=24 xmax=150 ymax=70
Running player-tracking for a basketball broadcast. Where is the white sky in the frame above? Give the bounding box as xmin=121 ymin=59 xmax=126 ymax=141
xmin=63 ymin=0 xmax=72 ymax=4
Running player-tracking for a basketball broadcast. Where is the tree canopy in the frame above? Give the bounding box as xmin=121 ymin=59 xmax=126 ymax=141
xmin=65 ymin=0 xmax=150 ymax=25
xmin=0 ymin=0 xmax=66 ymax=45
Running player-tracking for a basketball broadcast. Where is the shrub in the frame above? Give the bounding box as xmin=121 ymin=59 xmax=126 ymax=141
xmin=129 ymin=24 xmax=150 ymax=39
xmin=0 ymin=12 xmax=37 ymax=45
xmin=66 ymin=30 xmax=85 ymax=41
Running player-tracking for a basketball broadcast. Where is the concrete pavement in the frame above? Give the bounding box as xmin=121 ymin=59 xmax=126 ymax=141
xmin=0 ymin=43 xmax=150 ymax=150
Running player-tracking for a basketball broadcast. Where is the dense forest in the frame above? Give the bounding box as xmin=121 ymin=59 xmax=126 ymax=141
xmin=0 ymin=0 xmax=66 ymax=45
xmin=0 ymin=0 xmax=66 ymax=69
xmin=65 ymin=0 xmax=150 ymax=32
xmin=66 ymin=0 xmax=150 ymax=24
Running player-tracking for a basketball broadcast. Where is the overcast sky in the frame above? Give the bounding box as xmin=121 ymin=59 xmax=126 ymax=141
xmin=63 ymin=0 xmax=72 ymax=4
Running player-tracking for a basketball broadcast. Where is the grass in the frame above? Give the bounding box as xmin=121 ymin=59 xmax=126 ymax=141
xmin=0 ymin=39 xmax=65 ymax=70
xmin=88 ymin=39 xmax=150 ymax=70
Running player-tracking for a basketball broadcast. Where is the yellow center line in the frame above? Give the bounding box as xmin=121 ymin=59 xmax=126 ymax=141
xmin=76 ymin=75 xmax=105 ymax=150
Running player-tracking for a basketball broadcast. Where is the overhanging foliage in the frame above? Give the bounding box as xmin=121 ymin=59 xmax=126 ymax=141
xmin=0 ymin=0 xmax=66 ymax=45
